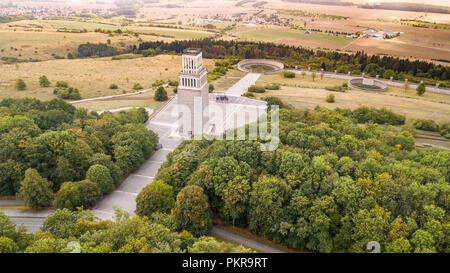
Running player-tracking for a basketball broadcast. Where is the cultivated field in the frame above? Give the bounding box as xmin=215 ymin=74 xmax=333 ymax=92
xmin=41 ymin=19 xmax=215 ymax=39
xmin=139 ymin=0 xmax=450 ymax=62
xmin=343 ymin=37 xmax=450 ymax=63
xmin=256 ymin=74 xmax=450 ymax=123
xmin=0 ymin=20 xmax=169 ymax=61
xmin=0 ymin=19 xmax=214 ymax=62
xmin=0 ymin=54 xmax=215 ymax=100
xmin=231 ymin=25 xmax=355 ymax=49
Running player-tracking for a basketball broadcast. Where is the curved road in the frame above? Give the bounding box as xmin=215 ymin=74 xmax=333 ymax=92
xmin=211 ymin=227 xmax=287 ymax=253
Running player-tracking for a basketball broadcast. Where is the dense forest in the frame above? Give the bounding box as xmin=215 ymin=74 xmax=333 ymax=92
xmin=136 ymin=39 xmax=450 ymax=87
xmin=0 ymin=98 xmax=158 ymax=209
xmin=0 ymin=208 xmax=253 ymax=253
xmin=136 ymin=103 xmax=449 ymax=253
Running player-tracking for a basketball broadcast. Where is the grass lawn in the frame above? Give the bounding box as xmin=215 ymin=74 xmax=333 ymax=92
xmin=211 ymin=69 xmax=247 ymax=92
xmin=255 ymin=74 xmax=450 ymax=123
xmin=257 ymin=73 xmax=348 ymax=88
xmin=258 ymin=74 xmax=450 ymax=104
xmin=73 ymin=92 xmax=166 ymax=113
xmin=0 ymin=54 xmax=215 ymax=100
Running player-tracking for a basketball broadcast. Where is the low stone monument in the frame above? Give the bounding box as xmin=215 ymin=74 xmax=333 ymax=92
xmin=362 ymin=78 xmax=374 ymax=86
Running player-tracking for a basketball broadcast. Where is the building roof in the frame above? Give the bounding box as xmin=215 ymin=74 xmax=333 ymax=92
xmin=183 ymin=48 xmax=202 ymax=55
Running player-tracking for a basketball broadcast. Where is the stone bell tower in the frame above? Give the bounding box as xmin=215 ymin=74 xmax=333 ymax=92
xmin=177 ymin=48 xmax=209 ymax=135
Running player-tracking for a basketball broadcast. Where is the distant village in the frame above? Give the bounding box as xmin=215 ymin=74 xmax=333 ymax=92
xmin=0 ymin=5 xmax=113 ymax=19
xmin=193 ymin=12 xmax=401 ymax=40
xmin=360 ymin=29 xmax=402 ymax=39
xmin=193 ymin=11 xmax=292 ymax=26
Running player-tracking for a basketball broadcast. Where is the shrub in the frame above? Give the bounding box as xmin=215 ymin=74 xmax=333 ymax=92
xmin=135 ymin=180 xmax=175 ymax=217
xmin=326 ymin=93 xmax=335 ymax=103
xmin=264 ymin=83 xmax=280 ymax=90
xmin=262 ymin=96 xmax=285 ymax=108
xmin=353 ymin=106 xmax=405 ymax=125
xmin=212 ymin=66 xmax=227 ymax=75
xmin=416 ymin=83 xmax=426 ymax=96
xmin=56 ymin=81 xmax=69 ymax=88
xmin=438 ymin=123 xmax=450 ymax=139
xmin=55 ymin=87 xmax=81 ymax=100
xmin=247 ymin=85 xmax=265 ymax=93
xmin=243 ymin=92 xmax=255 ymax=98
xmin=39 ymin=76 xmax=51 ymax=87
xmin=133 ymin=83 xmax=143 ymax=90
xmin=15 ymin=79 xmax=26 ymax=90
xmin=109 ymin=83 xmax=118 ymax=89
xmin=282 ymin=71 xmax=295 ymax=78
xmin=209 ymin=84 xmax=214 ymax=93
xmin=154 ymin=86 xmax=168 ymax=101
xmin=152 ymin=80 xmax=165 ymax=87
xmin=413 ymin=119 xmax=438 ymax=132
xmin=325 ymin=84 xmax=348 ymax=92
xmin=168 ymin=80 xmax=178 ymax=86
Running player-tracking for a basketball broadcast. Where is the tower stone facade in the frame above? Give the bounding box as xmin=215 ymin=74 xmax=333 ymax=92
xmin=177 ymin=48 xmax=209 ymax=135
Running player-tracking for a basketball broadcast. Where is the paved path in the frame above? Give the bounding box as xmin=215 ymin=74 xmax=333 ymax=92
xmin=210 ymin=227 xmax=287 ymax=253
xmin=225 ymin=73 xmax=261 ymax=96
xmin=1 ymin=209 xmax=54 ymax=233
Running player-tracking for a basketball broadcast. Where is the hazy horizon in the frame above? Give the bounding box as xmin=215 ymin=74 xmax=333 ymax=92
xmin=1 ymin=0 xmax=449 ymax=7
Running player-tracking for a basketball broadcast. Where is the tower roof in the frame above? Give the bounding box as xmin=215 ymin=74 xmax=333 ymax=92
xmin=182 ymin=48 xmax=202 ymax=55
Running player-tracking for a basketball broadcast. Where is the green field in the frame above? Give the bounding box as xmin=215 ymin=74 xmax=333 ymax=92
xmin=41 ymin=19 xmax=120 ymax=31
xmin=133 ymin=27 xmax=214 ymax=39
xmin=42 ymin=19 xmax=215 ymax=39
xmin=232 ymin=26 xmax=355 ymax=47
xmin=73 ymin=92 xmax=165 ymax=113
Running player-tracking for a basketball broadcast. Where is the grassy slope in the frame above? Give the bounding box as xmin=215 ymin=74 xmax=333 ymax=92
xmin=0 ymin=54 xmax=215 ymax=100
xmin=256 ymin=74 xmax=450 ymax=123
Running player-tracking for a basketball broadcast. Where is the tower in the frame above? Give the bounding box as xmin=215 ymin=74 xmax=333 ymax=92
xmin=177 ymin=48 xmax=209 ymax=135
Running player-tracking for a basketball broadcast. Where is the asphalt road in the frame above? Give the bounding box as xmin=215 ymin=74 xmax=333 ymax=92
xmin=211 ymin=227 xmax=287 ymax=253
